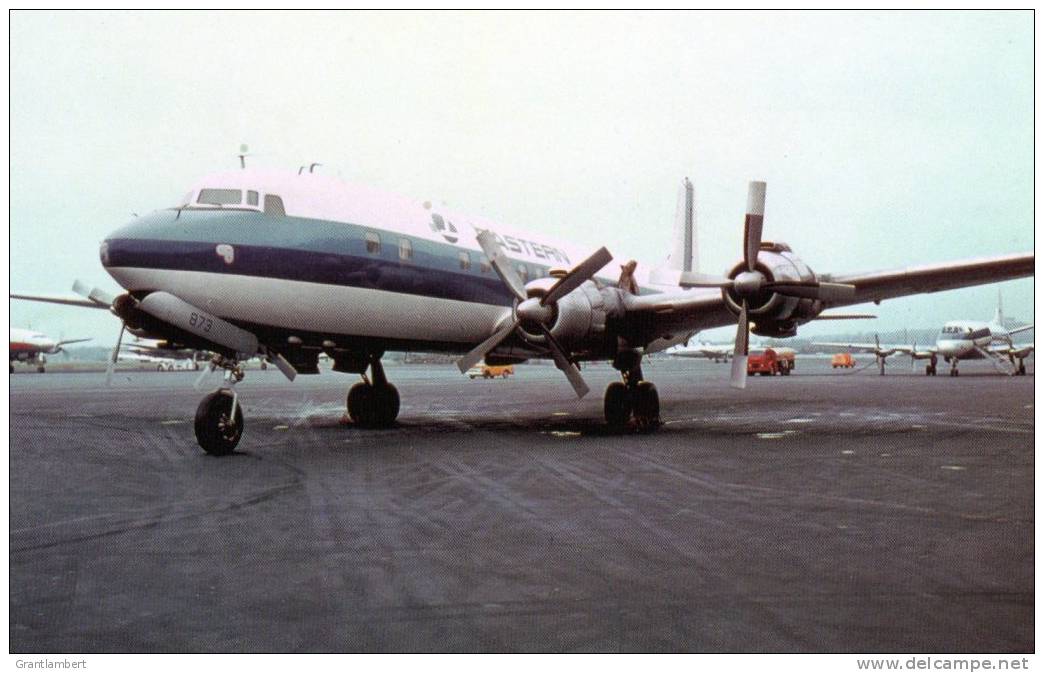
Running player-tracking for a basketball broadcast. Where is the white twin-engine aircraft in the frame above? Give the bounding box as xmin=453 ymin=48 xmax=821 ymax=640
xmin=12 ymin=169 xmax=1033 ymax=454
xmin=814 ymin=296 xmax=1034 ymax=377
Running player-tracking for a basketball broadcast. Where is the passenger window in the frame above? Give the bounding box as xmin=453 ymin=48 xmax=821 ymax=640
xmin=247 ymin=190 xmax=259 ymax=206
xmin=264 ymin=194 xmax=285 ymax=216
xmin=479 ymin=256 xmax=491 ymax=273
xmin=399 ymin=238 xmax=413 ymax=261
xmin=516 ymin=263 xmax=528 ymax=284
xmin=459 ymin=251 xmax=471 ymax=271
xmin=365 ymin=232 xmax=381 ymax=254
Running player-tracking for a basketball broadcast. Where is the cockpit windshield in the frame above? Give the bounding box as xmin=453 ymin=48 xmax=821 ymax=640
xmin=939 ymin=325 xmax=972 ymax=337
xmin=197 ymin=188 xmax=242 ymax=206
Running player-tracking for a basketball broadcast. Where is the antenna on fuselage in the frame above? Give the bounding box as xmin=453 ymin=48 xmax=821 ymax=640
xmin=237 ymin=144 xmax=250 ymax=169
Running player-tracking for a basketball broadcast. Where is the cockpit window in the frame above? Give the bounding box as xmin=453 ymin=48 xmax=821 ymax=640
xmin=197 ymin=189 xmax=242 ymax=206
xmin=264 ymin=194 xmax=286 ymax=216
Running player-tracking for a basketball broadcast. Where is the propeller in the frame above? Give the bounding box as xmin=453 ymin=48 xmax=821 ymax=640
xmin=456 ymin=230 xmax=611 ymax=398
xmin=669 ymin=181 xmax=858 ymax=389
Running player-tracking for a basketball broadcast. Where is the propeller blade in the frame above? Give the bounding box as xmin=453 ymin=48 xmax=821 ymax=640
xmin=538 ymin=325 xmax=590 ymax=398
xmin=105 ymin=323 xmax=125 ymax=386
xmin=72 ymin=280 xmax=114 ymax=307
xmin=730 ymin=301 xmax=750 ymax=390
xmin=743 ymin=181 xmax=766 ymax=272
xmin=542 ymin=247 xmax=613 ymax=305
xmin=193 ymin=360 xmax=217 ymax=390
xmin=456 ymin=317 xmax=519 ymax=374
xmin=674 ymin=271 xmax=734 ymax=289
xmin=765 ymin=281 xmax=856 ymax=301
xmin=477 ymin=230 xmax=527 ymax=301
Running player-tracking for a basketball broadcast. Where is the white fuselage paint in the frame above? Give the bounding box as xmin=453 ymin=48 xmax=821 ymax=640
xmin=935 ymin=320 xmax=1012 ymax=360
xmin=9 ymin=328 xmax=58 ymax=359
xmin=108 ymin=267 xmax=514 ymax=346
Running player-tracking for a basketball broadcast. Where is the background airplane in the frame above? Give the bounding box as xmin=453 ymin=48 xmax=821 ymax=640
xmin=667 ymin=341 xmax=733 ymax=363
xmin=11 ymin=170 xmax=1034 ymax=455
xmin=814 ymin=296 xmax=1033 ymax=376
xmin=9 ymin=328 xmax=90 ymax=373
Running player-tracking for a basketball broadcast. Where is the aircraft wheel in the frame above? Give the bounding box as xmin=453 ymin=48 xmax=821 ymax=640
xmin=1019 ymin=361 xmax=1026 ymax=375
xmin=632 ymin=382 xmax=660 ymax=430
xmin=347 ymin=382 xmax=375 ymax=426
xmin=604 ymin=382 xmax=632 ymax=429
xmin=372 ymin=383 xmax=400 ymax=427
xmin=781 ymin=366 xmax=790 ymax=376
xmin=36 ymin=365 xmax=45 ymax=373
xmin=194 ymin=390 xmax=244 ymax=456
xmin=348 ymin=383 xmax=399 ymax=427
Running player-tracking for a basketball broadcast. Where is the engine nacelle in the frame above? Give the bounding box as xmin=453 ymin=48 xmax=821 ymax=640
xmin=722 ymin=243 xmax=823 ymax=333
xmin=516 ymin=279 xmax=625 ymax=354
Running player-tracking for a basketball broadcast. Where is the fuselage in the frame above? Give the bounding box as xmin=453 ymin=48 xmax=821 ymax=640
xmin=9 ymin=328 xmax=59 ymax=361
xmin=100 ymin=169 xmax=697 ymax=358
xmin=935 ymin=320 xmax=1012 ymax=360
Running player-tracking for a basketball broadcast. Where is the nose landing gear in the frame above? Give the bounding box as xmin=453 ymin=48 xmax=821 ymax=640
xmin=346 ymin=353 xmax=400 ymax=428
xmin=194 ymin=356 xmax=245 ymax=456
xmin=603 ymin=350 xmax=660 ymax=431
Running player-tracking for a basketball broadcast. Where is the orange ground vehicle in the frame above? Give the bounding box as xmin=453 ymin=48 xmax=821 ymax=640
xmin=466 ymin=364 xmax=514 ymax=379
xmin=831 ymin=353 xmax=855 ymax=369
xmin=746 ymin=348 xmax=795 ymax=376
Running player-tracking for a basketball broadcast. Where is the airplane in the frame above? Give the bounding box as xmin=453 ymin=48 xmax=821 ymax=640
xmin=123 ymin=336 xmax=204 ymax=369
xmin=9 ymin=328 xmax=90 ymax=373
xmin=667 ymin=341 xmax=733 ymax=363
xmin=10 ymin=168 xmax=1034 ymax=455
xmin=814 ymin=295 xmax=1033 ymax=377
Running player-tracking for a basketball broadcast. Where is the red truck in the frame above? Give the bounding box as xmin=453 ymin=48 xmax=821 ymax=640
xmin=746 ymin=347 xmax=796 ymax=376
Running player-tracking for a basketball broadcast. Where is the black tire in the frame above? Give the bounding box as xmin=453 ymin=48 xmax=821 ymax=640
xmin=37 ymin=365 xmax=45 ymax=373
xmin=604 ymin=382 xmax=631 ymax=429
xmin=347 ymin=382 xmax=375 ymax=426
xmin=347 ymin=383 xmax=399 ymax=428
xmin=1019 ymin=362 xmax=1026 ymax=375
xmin=372 ymin=383 xmax=400 ymax=427
xmin=194 ymin=390 xmax=244 ymax=456
xmin=632 ymin=381 xmax=660 ymax=429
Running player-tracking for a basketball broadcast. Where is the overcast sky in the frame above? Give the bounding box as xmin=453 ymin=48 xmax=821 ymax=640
xmin=9 ymin=10 xmax=1033 ymax=345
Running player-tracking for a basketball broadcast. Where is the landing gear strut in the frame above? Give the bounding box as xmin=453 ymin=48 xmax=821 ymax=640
xmin=925 ymin=355 xmax=938 ymax=376
xmin=604 ymin=350 xmax=660 ymax=431
xmin=194 ymin=356 xmax=245 ymax=456
xmin=949 ymin=358 xmax=960 ymax=377
xmin=346 ymin=353 xmax=400 ymax=428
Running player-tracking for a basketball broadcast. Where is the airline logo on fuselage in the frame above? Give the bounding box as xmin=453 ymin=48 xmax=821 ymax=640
xmin=488 ymin=232 xmax=571 ymax=265
xmin=429 ymin=213 xmax=459 ymax=244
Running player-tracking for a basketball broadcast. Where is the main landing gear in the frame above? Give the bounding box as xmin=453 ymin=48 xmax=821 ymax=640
xmin=1009 ymin=355 xmax=1028 ymax=376
xmin=604 ymin=350 xmax=660 ymax=431
xmin=346 ymin=353 xmax=400 ymax=428
xmin=948 ymin=357 xmax=960 ymax=377
xmin=925 ymin=355 xmax=938 ymax=376
xmin=194 ymin=356 xmax=245 ymax=456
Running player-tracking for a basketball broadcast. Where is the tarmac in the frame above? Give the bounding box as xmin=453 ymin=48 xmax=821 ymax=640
xmin=9 ymin=356 xmax=1035 ymax=652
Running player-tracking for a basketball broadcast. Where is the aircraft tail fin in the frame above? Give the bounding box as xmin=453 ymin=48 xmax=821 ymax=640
xmin=664 ymin=177 xmax=697 ymax=273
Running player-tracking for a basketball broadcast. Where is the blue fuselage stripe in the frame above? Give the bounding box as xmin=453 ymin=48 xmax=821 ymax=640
xmin=103 ymin=210 xmax=533 ymax=306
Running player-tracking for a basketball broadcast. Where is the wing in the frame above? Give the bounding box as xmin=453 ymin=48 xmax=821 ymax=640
xmin=1010 ymin=324 xmax=1034 ymax=336
xmin=822 ymin=253 xmax=1033 ymax=308
xmin=10 ymin=293 xmax=109 ymax=309
xmin=812 ymin=341 xmax=881 ymax=353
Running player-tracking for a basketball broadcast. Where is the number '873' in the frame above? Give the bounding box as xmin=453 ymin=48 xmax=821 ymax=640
xmin=189 ymin=312 xmax=213 ymax=333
